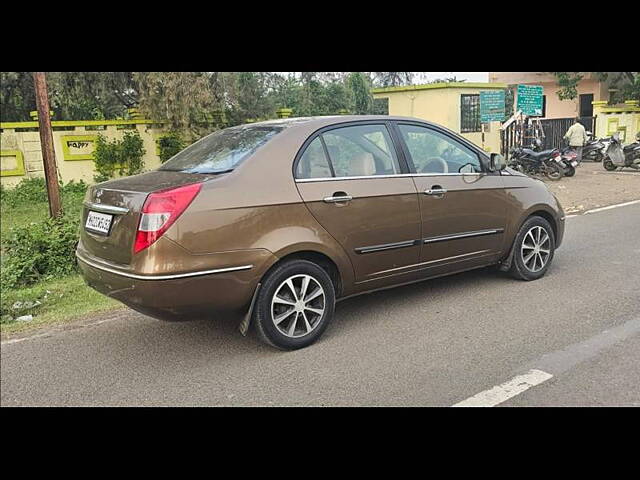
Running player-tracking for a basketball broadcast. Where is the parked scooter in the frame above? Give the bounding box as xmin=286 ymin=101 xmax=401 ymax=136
xmin=509 ymin=142 xmax=564 ymax=180
xmin=582 ymin=131 xmax=606 ymax=162
xmin=603 ymin=132 xmax=640 ymax=171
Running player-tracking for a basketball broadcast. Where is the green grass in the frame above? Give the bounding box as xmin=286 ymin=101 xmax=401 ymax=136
xmin=1 ymin=274 xmax=120 ymax=336
xmin=1 ymin=195 xmax=85 ymax=245
xmin=1 ymin=190 xmax=121 ymax=337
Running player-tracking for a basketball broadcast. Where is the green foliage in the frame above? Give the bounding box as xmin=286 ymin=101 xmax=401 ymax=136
xmin=1 ymin=178 xmax=88 ymax=209
xmin=553 ymin=72 xmax=584 ymax=100
xmin=552 ymin=72 xmax=639 ymax=103
xmin=93 ymin=131 xmax=145 ymax=182
xmin=1 ymin=213 xmax=80 ymax=289
xmin=0 ymin=177 xmax=47 ymax=206
xmin=158 ymin=132 xmax=186 ymax=163
xmin=348 ymin=72 xmax=372 ymax=114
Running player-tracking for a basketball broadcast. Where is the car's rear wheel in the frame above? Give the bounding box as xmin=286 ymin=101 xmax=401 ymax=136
xmin=253 ymin=259 xmax=335 ymax=350
xmin=509 ymin=216 xmax=556 ymax=281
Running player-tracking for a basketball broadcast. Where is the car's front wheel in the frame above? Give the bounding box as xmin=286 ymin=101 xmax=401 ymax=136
xmin=509 ymin=216 xmax=556 ymax=281
xmin=253 ymin=259 xmax=335 ymax=350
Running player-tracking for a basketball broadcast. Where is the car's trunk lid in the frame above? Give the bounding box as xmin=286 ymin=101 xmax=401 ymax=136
xmin=80 ymin=171 xmax=210 ymax=265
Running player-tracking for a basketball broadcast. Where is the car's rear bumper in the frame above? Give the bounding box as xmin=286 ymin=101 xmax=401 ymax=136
xmin=76 ymin=247 xmax=276 ymax=321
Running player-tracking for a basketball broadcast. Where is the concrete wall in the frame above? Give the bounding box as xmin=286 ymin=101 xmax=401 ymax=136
xmin=1 ymin=120 xmax=169 ymax=188
xmin=489 ymin=72 xmax=610 ymax=119
xmin=372 ymin=82 xmax=506 ymax=153
xmin=592 ymin=101 xmax=640 ymax=143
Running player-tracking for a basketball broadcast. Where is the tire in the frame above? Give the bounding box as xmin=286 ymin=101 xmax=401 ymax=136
xmin=508 ymin=216 xmax=556 ymax=281
xmin=544 ymin=162 xmax=563 ymax=180
xmin=603 ymin=157 xmax=618 ymax=171
xmin=253 ymin=259 xmax=336 ymax=350
xmin=564 ymin=165 xmax=576 ymax=177
xmin=593 ymin=152 xmax=603 ymax=163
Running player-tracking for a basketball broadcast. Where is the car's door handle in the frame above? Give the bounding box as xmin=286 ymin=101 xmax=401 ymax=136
xmin=323 ymin=192 xmax=353 ymax=203
xmin=424 ymin=186 xmax=447 ymax=196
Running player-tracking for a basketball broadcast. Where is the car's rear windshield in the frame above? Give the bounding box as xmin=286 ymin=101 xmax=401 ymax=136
xmin=159 ymin=125 xmax=284 ymax=174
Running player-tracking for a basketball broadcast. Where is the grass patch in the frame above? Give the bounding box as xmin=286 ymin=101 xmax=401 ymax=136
xmin=1 ymin=274 xmax=120 ymax=336
xmin=1 ymin=179 xmax=121 ymax=336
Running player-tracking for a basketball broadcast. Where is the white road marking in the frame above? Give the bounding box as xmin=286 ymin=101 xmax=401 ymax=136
xmin=584 ymin=200 xmax=640 ymax=215
xmin=452 ymin=369 xmax=553 ymax=407
xmin=1 ymin=316 xmax=121 ymax=346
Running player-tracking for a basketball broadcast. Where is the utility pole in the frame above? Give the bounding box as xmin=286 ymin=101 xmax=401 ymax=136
xmin=33 ymin=72 xmax=62 ymax=218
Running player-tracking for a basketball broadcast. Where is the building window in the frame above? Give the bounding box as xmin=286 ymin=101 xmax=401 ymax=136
xmin=460 ymin=94 xmax=481 ymax=133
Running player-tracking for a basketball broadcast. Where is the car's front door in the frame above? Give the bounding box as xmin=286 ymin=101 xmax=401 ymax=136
xmin=295 ymin=123 xmax=421 ymax=282
xmin=394 ymin=122 xmax=507 ymax=269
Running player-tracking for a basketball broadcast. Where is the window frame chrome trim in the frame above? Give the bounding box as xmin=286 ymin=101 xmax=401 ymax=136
xmin=295 ymin=172 xmax=484 ymax=183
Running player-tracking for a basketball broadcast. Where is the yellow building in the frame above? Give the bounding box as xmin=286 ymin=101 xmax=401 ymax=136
xmin=371 ymin=82 xmax=507 ymax=153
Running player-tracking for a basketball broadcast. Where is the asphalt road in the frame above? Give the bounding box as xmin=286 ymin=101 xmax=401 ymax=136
xmin=2 ymin=203 xmax=639 ymax=406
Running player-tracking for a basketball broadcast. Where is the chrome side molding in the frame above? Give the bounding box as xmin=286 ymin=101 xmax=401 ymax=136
xmin=423 ymin=228 xmax=504 ymax=244
xmin=76 ymin=252 xmax=253 ymax=280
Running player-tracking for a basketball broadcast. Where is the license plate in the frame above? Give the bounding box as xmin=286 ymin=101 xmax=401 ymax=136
xmin=85 ymin=211 xmax=113 ymax=235
xmin=571 ymin=160 xmax=578 ymax=167
xmin=555 ymin=157 xmax=563 ymax=163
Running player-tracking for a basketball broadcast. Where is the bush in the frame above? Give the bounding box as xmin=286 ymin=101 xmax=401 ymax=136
xmin=0 ymin=177 xmax=48 ymax=207
xmin=1 ymin=213 xmax=80 ymax=289
xmin=1 ymin=177 xmax=88 ymax=208
xmin=158 ymin=132 xmax=185 ymax=163
xmin=93 ymin=131 xmax=146 ymax=182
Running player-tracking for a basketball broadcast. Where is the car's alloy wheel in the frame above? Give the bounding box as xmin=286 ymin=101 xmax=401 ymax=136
xmin=253 ymin=259 xmax=335 ymax=350
xmin=520 ymin=226 xmax=551 ymax=273
xmin=509 ymin=216 xmax=556 ymax=281
xmin=271 ymin=274 xmax=325 ymax=338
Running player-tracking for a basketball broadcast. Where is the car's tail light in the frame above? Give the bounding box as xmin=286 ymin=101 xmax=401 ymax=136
xmin=134 ymin=183 xmax=202 ymax=254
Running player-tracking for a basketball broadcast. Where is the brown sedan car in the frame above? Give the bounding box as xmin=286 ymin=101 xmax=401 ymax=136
xmin=77 ymin=116 xmax=565 ymax=349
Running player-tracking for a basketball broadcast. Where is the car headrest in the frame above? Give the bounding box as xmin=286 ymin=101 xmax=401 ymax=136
xmin=350 ymin=152 xmax=375 ymax=176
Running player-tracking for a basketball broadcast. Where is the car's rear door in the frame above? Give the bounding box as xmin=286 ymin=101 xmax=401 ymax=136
xmin=294 ymin=122 xmax=421 ymax=282
xmin=393 ymin=122 xmax=507 ymax=269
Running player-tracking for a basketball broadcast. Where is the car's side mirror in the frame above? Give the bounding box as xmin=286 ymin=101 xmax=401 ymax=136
xmin=489 ymin=153 xmax=506 ymax=172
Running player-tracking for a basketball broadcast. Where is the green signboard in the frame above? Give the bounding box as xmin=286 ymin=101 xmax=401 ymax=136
xmin=480 ymin=90 xmax=505 ymax=122
xmin=517 ymin=84 xmax=544 ymax=116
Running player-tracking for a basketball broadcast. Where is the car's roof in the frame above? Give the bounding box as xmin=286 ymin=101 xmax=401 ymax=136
xmin=242 ymin=115 xmax=439 ymax=129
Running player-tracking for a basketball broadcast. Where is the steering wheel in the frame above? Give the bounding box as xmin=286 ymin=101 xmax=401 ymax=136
xmin=420 ymin=157 xmax=449 ymax=174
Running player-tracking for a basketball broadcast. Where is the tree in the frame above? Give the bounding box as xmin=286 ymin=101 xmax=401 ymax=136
xmin=0 ymin=72 xmax=137 ymax=122
xmin=552 ymin=72 xmax=639 ymax=103
xmin=0 ymin=72 xmax=36 ymax=121
xmin=372 ymin=72 xmax=413 ymax=88
xmin=348 ymin=72 xmax=372 ymax=114
xmin=134 ymin=72 xmax=217 ymax=140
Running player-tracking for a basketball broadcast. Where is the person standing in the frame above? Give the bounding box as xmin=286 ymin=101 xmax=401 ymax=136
xmin=563 ymin=117 xmax=588 ymax=162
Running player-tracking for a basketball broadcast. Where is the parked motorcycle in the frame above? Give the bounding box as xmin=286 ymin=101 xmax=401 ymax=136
xmin=509 ymin=143 xmax=564 ymax=180
xmin=603 ymin=132 xmax=640 ymax=171
xmin=558 ymin=145 xmax=579 ymax=177
xmin=530 ymin=138 xmax=577 ymax=177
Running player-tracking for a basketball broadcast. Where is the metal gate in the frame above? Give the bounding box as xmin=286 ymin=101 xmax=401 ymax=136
xmin=501 ymin=116 xmax=596 ymax=159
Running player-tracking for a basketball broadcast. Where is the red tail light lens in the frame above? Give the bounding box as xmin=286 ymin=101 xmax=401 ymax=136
xmin=134 ymin=182 xmax=202 ymax=254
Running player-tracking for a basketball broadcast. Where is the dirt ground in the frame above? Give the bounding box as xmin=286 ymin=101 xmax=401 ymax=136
xmin=540 ymin=162 xmax=640 ymax=214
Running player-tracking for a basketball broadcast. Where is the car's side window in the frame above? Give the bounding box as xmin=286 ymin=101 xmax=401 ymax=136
xmin=296 ymin=137 xmax=333 ymax=179
xmin=397 ymin=124 xmax=482 ymax=174
xmin=321 ymin=124 xmax=400 ymax=177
